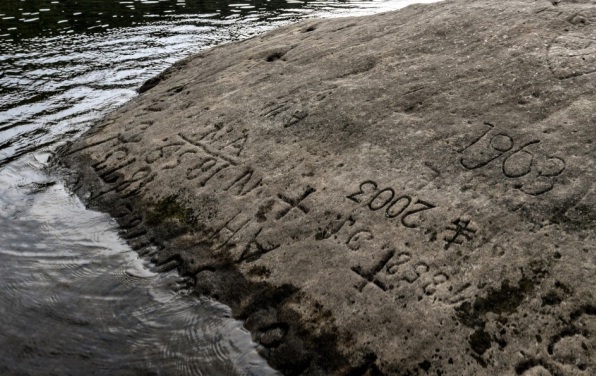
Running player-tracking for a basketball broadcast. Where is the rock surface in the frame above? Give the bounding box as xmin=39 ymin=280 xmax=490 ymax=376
xmin=57 ymin=0 xmax=596 ymax=374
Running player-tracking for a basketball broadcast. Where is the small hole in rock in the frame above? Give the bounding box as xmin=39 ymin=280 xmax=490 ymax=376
xmin=266 ymin=52 xmax=284 ymax=62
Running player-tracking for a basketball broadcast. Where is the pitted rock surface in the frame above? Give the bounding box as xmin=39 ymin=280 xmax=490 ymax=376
xmin=58 ymin=0 xmax=596 ymax=374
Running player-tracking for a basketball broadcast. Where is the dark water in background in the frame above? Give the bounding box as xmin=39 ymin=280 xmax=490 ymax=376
xmin=0 ymin=0 xmax=435 ymax=374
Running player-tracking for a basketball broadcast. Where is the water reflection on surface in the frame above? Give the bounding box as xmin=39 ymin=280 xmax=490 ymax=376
xmin=0 ymin=0 xmax=431 ymax=168
xmin=0 ymin=0 xmax=438 ymax=374
xmin=0 ymin=0 xmax=275 ymax=39
xmin=0 ymin=154 xmax=279 ymax=375
xmin=0 ymin=0 xmax=426 ymax=40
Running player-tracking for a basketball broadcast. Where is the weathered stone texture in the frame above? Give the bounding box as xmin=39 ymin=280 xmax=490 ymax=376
xmin=58 ymin=0 xmax=596 ymax=374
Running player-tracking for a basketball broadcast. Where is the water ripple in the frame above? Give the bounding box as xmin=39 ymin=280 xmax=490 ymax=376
xmin=0 ymin=0 xmax=438 ymax=374
xmin=0 ymin=156 xmax=280 ymax=375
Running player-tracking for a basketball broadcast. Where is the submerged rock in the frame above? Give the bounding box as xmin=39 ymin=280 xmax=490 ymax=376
xmin=58 ymin=0 xmax=596 ymax=374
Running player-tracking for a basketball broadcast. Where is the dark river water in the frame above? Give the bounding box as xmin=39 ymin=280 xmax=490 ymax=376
xmin=0 ymin=0 xmax=434 ymax=374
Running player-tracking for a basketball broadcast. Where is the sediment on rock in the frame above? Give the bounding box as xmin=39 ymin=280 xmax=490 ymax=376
xmin=57 ymin=0 xmax=595 ymax=374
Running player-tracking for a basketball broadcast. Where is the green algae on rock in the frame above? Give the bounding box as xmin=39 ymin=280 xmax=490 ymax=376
xmin=58 ymin=0 xmax=596 ymax=374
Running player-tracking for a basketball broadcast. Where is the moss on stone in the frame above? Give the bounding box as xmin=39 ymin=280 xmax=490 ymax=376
xmin=146 ymin=195 xmax=195 ymax=226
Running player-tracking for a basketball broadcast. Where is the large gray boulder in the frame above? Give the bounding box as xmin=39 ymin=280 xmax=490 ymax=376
xmin=58 ymin=0 xmax=596 ymax=374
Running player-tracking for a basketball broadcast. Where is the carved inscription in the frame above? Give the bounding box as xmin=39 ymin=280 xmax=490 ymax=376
xmin=276 ymin=186 xmax=316 ymax=220
xmin=340 ymin=177 xmax=481 ymax=304
xmin=334 ymin=218 xmax=459 ymax=303
xmin=352 ymin=249 xmax=395 ymax=291
xmin=209 ymin=211 xmax=253 ymax=250
xmin=443 ymin=218 xmax=477 ymax=250
xmin=284 ymin=110 xmax=309 ymax=128
xmin=346 ymin=229 xmax=374 ymax=251
xmin=87 ymin=145 xmax=156 ymax=202
xmin=237 ymin=228 xmax=281 ymax=263
xmin=117 ymin=166 xmax=154 ymax=198
xmin=145 ymin=141 xmax=185 ymax=164
xmin=128 ymin=131 xmax=263 ymax=197
xmin=350 ymin=245 xmax=452 ymax=300
xmin=200 ymin=186 xmax=317 ymax=263
xmin=347 ymin=180 xmax=436 ymax=228
xmin=223 ymin=169 xmax=262 ymax=196
xmin=459 ymin=122 xmax=566 ymax=196
xmin=261 ymin=101 xmax=309 ymax=128
xmin=179 ymin=124 xmax=248 ymax=160
xmin=65 ymin=135 xmax=119 ymax=156
xmin=316 ymin=215 xmax=356 ymax=240
xmin=344 ymin=180 xmax=481 ymax=252
xmin=179 ymin=132 xmax=238 ymax=166
xmin=75 ymin=118 xmax=490 ymax=312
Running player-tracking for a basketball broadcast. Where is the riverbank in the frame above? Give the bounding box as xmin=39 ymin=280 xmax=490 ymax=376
xmin=57 ymin=0 xmax=596 ymax=374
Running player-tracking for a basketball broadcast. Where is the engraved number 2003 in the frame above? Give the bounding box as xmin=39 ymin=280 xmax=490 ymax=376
xmin=347 ymin=180 xmax=436 ymax=228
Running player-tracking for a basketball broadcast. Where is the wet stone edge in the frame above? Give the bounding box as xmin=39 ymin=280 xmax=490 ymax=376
xmin=52 ymin=145 xmax=376 ymax=376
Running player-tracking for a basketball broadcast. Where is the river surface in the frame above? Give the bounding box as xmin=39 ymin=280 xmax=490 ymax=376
xmin=0 ymin=0 xmax=436 ymax=374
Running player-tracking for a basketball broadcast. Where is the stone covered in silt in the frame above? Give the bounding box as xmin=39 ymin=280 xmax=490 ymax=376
xmin=59 ymin=0 xmax=596 ymax=374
